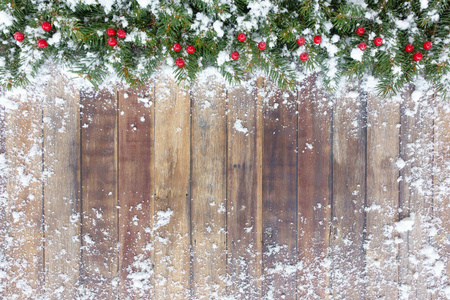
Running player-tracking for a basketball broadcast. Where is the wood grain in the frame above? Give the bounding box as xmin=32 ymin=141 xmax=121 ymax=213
xmin=226 ymin=78 xmax=263 ymax=299
xmin=262 ymin=80 xmax=298 ymax=298
xmin=330 ymin=87 xmax=366 ymax=299
xmin=4 ymin=95 xmax=44 ymax=299
xmin=365 ymin=92 xmax=400 ymax=299
xmin=117 ymin=86 xmax=154 ymax=298
xmin=398 ymin=87 xmax=434 ymax=299
xmin=153 ymin=77 xmax=191 ymax=298
xmin=0 ymin=101 xmax=6 ymax=298
xmin=80 ymin=89 xmax=118 ymax=298
xmin=297 ymin=74 xmax=332 ymax=299
xmin=43 ymin=77 xmax=81 ymax=299
xmin=190 ymin=79 xmax=227 ymax=298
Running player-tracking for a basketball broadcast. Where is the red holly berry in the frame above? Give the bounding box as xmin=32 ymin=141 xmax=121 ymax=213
xmin=313 ymin=35 xmax=322 ymax=44
xmin=231 ymin=51 xmax=239 ymax=60
xmin=173 ymin=43 xmax=181 ymax=52
xmin=413 ymin=52 xmax=423 ymax=61
xmin=423 ymin=41 xmax=432 ymax=50
xmin=176 ymin=58 xmax=185 ymax=67
xmin=14 ymin=32 xmax=24 ymax=41
xmin=117 ymin=29 xmax=126 ymax=39
xmin=374 ymin=37 xmax=383 ymax=46
xmin=356 ymin=27 xmax=365 ymax=35
xmin=108 ymin=37 xmax=117 ymax=47
xmin=186 ymin=45 xmax=195 ymax=54
xmin=405 ymin=44 xmax=414 ymax=53
xmin=358 ymin=42 xmax=367 ymax=51
xmin=300 ymin=53 xmax=308 ymax=61
xmin=258 ymin=41 xmax=266 ymax=50
xmin=38 ymin=39 xmax=48 ymax=49
xmin=41 ymin=21 xmax=52 ymax=31
xmin=106 ymin=28 xmax=116 ymax=37
xmin=297 ymin=36 xmax=305 ymax=45
xmin=238 ymin=33 xmax=246 ymax=42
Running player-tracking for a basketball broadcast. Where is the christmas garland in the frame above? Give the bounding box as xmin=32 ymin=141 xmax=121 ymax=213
xmin=0 ymin=0 xmax=449 ymax=96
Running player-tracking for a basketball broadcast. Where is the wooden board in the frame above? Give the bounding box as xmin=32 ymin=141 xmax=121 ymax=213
xmin=117 ymin=86 xmax=154 ymax=298
xmin=153 ymin=77 xmax=191 ymax=298
xmin=80 ymin=89 xmax=118 ymax=298
xmin=365 ymin=92 xmax=400 ymax=299
xmin=190 ymin=79 xmax=227 ymax=298
xmin=330 ymin=87 xmax=366 ymax=299
xmin=226 ymin=78 xmax=263 ymax=299
xmin=43 ymin=77 xmax=81 ymax=298
xmin=0 ymin=102 xmax=6 ymax=298
xmin=4 ymin=95 xmax=44 ymax=299
xmin=262 ymin=80 xmax=298 ymax=298
xmin=297 ymin=74 xmax=332 ymax=299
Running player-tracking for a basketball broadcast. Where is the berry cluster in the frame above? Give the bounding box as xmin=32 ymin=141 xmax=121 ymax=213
xmin=172 ymin=43 xmax=196 ymax=67
xmin=296 ymin=35 xmax=322 ymax=61
xmin=14 ymin=21 xmax=52 ymax=48
xmin=107 ymin=28 xmax=126 ymax=47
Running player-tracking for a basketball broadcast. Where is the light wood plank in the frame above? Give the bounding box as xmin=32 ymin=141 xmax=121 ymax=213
xmin=0 ymin=102 xmax=6 ymax=298
xmin=80 ymin=89 xmax=118 ymax=298
xmin=226 ymin=79 xmax=263 ymax=299
xmin=153 ymin=77 xmax=191 ymax=298
xmin=190 ymin=78 xmax=227 ymax=298
xmin=118 ymin=86 xmax=155 ymax=298
xmin=43 ymin=77 xmax=81 ymax=299
xmin=330 ymin=87 xmax=366 ymax=299
xmin=365 ymin=92 xmax=400 ymax=299
xmin=5 ymin=95 xmax=44 ymax=299
xmin=297 ymin=74 xmax=332 ymax=299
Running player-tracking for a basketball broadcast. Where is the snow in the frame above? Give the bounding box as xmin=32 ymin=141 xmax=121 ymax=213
xmin=233 ymin=119 xmax=248 ymax=134
xmin=395 ymin=214 xmax=415 ymax=233
xmin=213 ymin=20 xmax=224 ymax=38
xmin=350 ymin=48 xmax=364 ymax=62
xmin=0 ymin=11 xmax=14 ymax=29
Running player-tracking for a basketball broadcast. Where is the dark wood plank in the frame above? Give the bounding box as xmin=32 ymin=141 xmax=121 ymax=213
xmin=191 ymin=79 xmax=227 ymax=298
xmin=153 ymin=77 xmax=191 ymax=298
xmin=80 ymin=89 xmax=118 ymax=298
xmin=226 ymin=78 xmax=263 ymax=298
xmin=330 ymin=86 xmax=366 ymax=299
xmin=43 ymin=77 xmax=81 ymax=298
xmin=5 ymin=95 xmax=44 ymax=298
xmin=118 ymin=86 xmax=154 ymax=298
xmin=365 ymin=92 xmax=400 ymax=299
xmin=297 ymin=74 xmax=332 ymax=299
xmin=262 ymin=80 xmax=298 ymax=298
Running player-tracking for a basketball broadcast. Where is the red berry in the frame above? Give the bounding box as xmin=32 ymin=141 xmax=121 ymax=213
xmin=173 ymin=43 xmax=181 ymax=52
xmin=14 ymin=32 xmax=24 ymax=41
xmin=41 ymin=21 xmax=52 ymax=31
xmin=106 ymin=28 xmax=116 ymax=37
xmin=238 ymin=33 xmax=246 ymax=42
xmin=176 ymin=58 xmax=185 ymax=67
xmin=413 ymin=52 xmax=423 ymax=61
xmin=374 ymin=37 xmax=383 ymax=46
xmin=231 ymin=51 xmax=239 ymax=60
xmin=300 ymin=53 xmax=308 ymax=61
xmin=423 ymin=41 xmax=432 ymax=50
xmin=314 ymin=35 xmax=322 ymax=44
xmin=405 ymin=44 xmax=414 ymax=53
xmin=108 ymin=37 xmax=117 ymax=47
xmin=297 ymin=36 xmax=305 ymax=45
xmin=356 ymin=27 xmax=365 ymax=35
xmin=38 ymin=39 xmax=48 ymax=49
xmin=117 ymin=29 xmax=126 ymax=39
xmin=258 ymin=41 xmax=266 ymax=50
xmin=358 ymin=42 xmax=367 ymax=51
xmin=186 ymin=45 xmax=195 ymax=54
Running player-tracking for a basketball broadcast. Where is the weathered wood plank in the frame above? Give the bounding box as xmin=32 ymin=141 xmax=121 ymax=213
xmin=365 ymin=92 xmax=400 ymax=299
xmin=153 ymin=77 xmax=191 ymax=298
xmin=262 ymin=80 xmax=298 ymax=298
xmin=330 ymin=87 xmax=366 ymax=299
xmin=43 ymin=78 xmax=81 ymax=299
xmin=297 ymin=75 xmax=332 ymax=299
xmin=80 ymin=89 xmax=118 ymax=298
xmin=0 ymin=101 xmax=6 ymax=298
xmin=398 ymin=87 xmax=434 ymax=299
xmin=226 ymin=78 xmax=263 ymax=299
xmin=4 ymin=94 xmax=44 ymax=299
xmin=190 ymin=78 xmax=227 ymax=298
xmin=118 ymin=86 xmax=154 ymax=298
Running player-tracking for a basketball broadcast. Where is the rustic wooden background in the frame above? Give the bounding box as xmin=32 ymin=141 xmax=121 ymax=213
xmin=0 ymin=73 xmax=448 ymax=300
